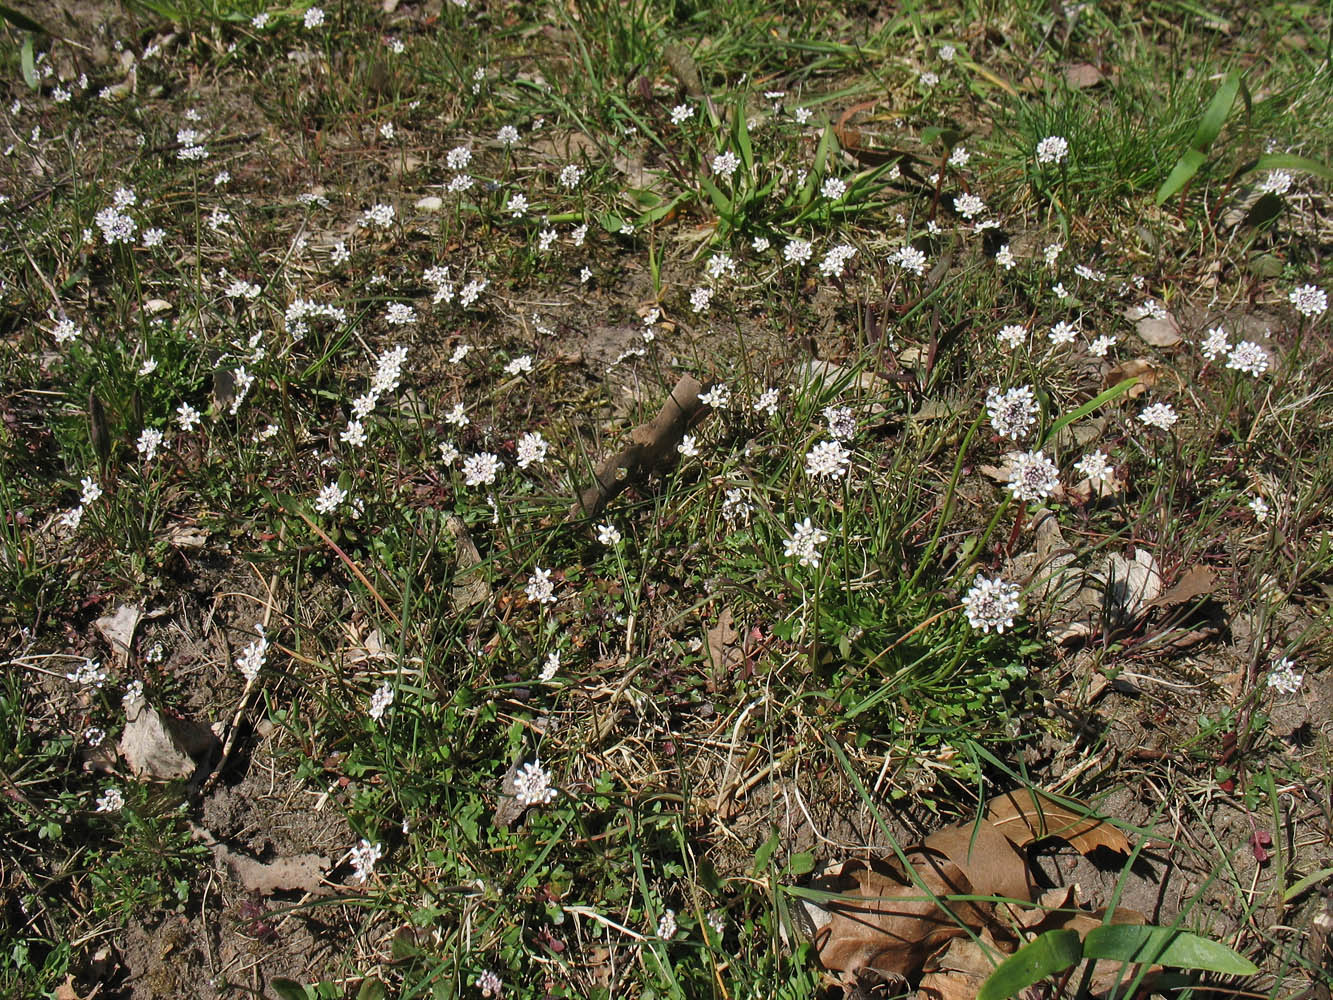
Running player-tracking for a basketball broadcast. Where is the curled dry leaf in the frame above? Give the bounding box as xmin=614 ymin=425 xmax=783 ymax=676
xmin=985 ymin=788 xmax=1130 ymax=855
xmin=94 ymin=604 xmax=142 ymax=671
xmin=119 ymin=701 xmax=219 ymax=781
xmin=1102 ymin=358 xmax=1157 ymax=398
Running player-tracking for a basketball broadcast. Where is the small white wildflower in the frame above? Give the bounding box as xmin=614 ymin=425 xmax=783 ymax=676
xmin=1048 ymin=320 xmax=1078 ymax=345
xmin=783 ymin=518 xmax=829 ymax=569
xmin=438 ymin=441 xmax=460 ymax=466
xmin=677 ymin=434 xmax=700 ymax=458
xmin=516 ymin=431 xmax=548 ymax=470
xmin=1226 ymin=340 xmax=1270 ymax=377
xmin=1259 ymin=170 xmax=1293 ymax=196
xmin=558 ymin=163 xmax=584 ymax=189
xmin=66 ymin=660 xmax=107 ymax=689
xmin=793 ymin=106 xmax=812 ymax=124
xmin=948 ymin=145 xmax=969 ymax=168
xmin=1088 ymin=334 xmax=1116 ymax=357
xmin=349 ymin=839 xmax=382 ymax=883
xmin=80 ymin=476 xmax=103 ymax=506
xmin=1249 ymin=495 xmax=1271 ymax=523
xmin=1201 ymin=326 xmax=1230 ymax=361
xmin=236 ymin=625 xmax=268 ymax=683
xmin=821 ymin=176 xmax=847 ymax=200
xmin=303 ymin=6 xmax=325 ymax=28
xmin=446 ymin=145 xmax=472 ymax=171
xmin=699 ymin=383 xmax=731 ymax=409
xmin=597 ymin=523 xmax=621 ymax=546
xmin=754 ymin=387 xmax=780 ymax=417
xmin=783 ymin=239 xmax=813 ymax=265
xmin=919 ymin=70 xmax=939 ymax=87
xmin=476 ymin=970 xmax=503 ymax=998
xmin=1138 ymin=402 xmax=1178 ymax=430
xmin=962 ymin=574 xmax=1021 ymax=634
xmin=1007 ymin=450 xmax=1060 ymax=502
xmin=712 ymin=151 xmax=741 ymax=178
xmin=1266 ymin=657 xmax=1302 ymax=694
xmin=340 ymin=421 xmax=367 ymax=447
xmin=805 ymin=439 xmax=852 ymax=479
xmin=361 ymin=203 xmax=395 ymax=228
xmin=752 ymin=236 xmax=770 ymax=253
xmin=96 ymin=787 xmax=126 ymax=813
xmin=658 ymin=909 xmax=678 ymax=940
xmin=670 ymin=104 xmax=694 ymax=125
xmin=995 ymin=244 xmax=1016 ymax=270
xmin=462 ymin=453 xmax=502 ymax=487
xmin=497 ymin=125 xmax=519 ymax=145
xmin=1043 ymin=242 xmax=1063 ymax=266
xmin=539 ymin=650 xmax=561 ymax=681
xmin=998 ymin=324 xmax=1028 ymax=349
xmin=506 ymin=193 xmax=529 ymax=217
xmin=690 ymin=286 xmax=713 ymax=313
xmin=938 ymin=44 xmax=956 ymax=61
xmin=368 ymin=681 xmax=394 ymax=722
xmin=514 ymin=759 xmax=558 ymax=806
xmin=985 ymin=385 xmax=1039 ymax=441
xmin=385 ymin=303 xmax=416 ymax=326
xmin=315 ymin=482 xmax=347 ymax=515
xmin=1075 ymin=450 xmax=1113 ymax=484
xmin=953 ymin=193 xmax=986 ymax=219
xmin=504 ymin=354 xmax=534 ymax=377
xmin=1036 ymin=136 xmax=1069 ymax=165
xmin=136 ymin=427 xmax=164 ymax=462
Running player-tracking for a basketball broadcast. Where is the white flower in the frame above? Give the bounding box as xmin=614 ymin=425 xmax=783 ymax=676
xmin=805 ymin=440 xmax=851 ymax=479
xmin=783 ymin=239 xmax=813 ymax=265
xmin=315 ymin=482 xmax=347 ymax=515
xmin=722 ymin=488 xmax=753 ymax=525
xmin=1044 ymin=242 xmax=1063 ymax=266
xmin=821 ymin=176 xmax=847 ymax=200
xmin=66 ymin=660 xmax=107 ymax=689
xmin=1226 ymin=340 xmax=1269 ymax=377
xmin=1138 ymin=402 xmax=1178 ymax=430
xmin=251 ymin=11 xmax=269 ymax=27
xmin=1266 ymin=657 xmax=1302 ymax=694
xmin=919 ymin=70 xmax=939 ymax=87
xmin=690 ymin=286 xmax=712 ymax=313
xmin=995 ymin=244 xmax=1016 ymax=270
xmin=1249 ymin=496 xmax=1270 ymax=523
xmin=341 ymin=421 xmax=367 ymax=447
xmin=236 ymin=625 xmax=268 ymax=683
xmin=752 ymin=236 xmax=770 ymax=253
xmin=948 ymin=145 xmax=969 ymax=168
xmin=497 ymin=125 xmax=519 ymax=145
xmin=462 ymin=452 xmax=502 ymax=487
xmin=368 ymin=681 xmax=394 ymax=722
xmin=526 ymin=567 xmax=556 ymax=604
xmin=1088 ymin=334 xmax=1116 ymax=357
xmin=384 ymin=302 xmax=416 ymax=326
xmin=1259 ymin=170 xmax=1293 ymax=196
xmin=60 ymin=506 xmax=84 ymax=531
xmin=1048 ymin=320 xmax=1078 ymax=345
xmin=506 ymin=192 xmax=528 ymax=217
xmin=349 ymin=839 xmax=382 ymax=883
xmin=1201 ymin=326 xmax=1230 ymax=360
xmin=361 ymin=203 xmax=395 ymax=228
xmin=793 ymin=106 xmax=812 ymax=124
xmin=558 ymin=163 xmax=584 ymax=189
xmin=52 ymin=318 xmax=80 ymax=344
xmin=678 ymin=434 xmax=700 ymax=458
xmin=477 ymin=970 xmax=503 ymax=998
xmin=670 ymin=103 xmax=694 ymax=124
xmin=513 ymin=759 xmax=558 ymax=806
xmin=136 ymin=427 xmax=164 ymax=462
xmin=894 ymin=246 xmax=927 ymax=275
xmin=699 ymin=383 xmax=731 ymax=409
xmin=783 ymin=517 xmax=829 ymax=569
xmin=459 ymin=278 xmax=487 ymax=307
xmin=819 ymin=243 xmax=857 ymax=277
xmin=447 ymin=145 xmax=472 ymax=170
xmin=504 ymin=354 xmax=534 ymax=376
xmin=540 ymin=650 xmax=561 ymax=681
xmin=938 ymin=44 xmax=956 ymax=61
xmin=953 ymin=193 xmax=985 ymax=219
xmin=985 ymin=385 xmax=1038 ymax=441
xmin=596 ymin=522 xmax=622 ymax=547
xmin=1007 ymin=450 xmax=1060 ymax=502
xmin=754 ymin=387 xmax=780 ymax=417
xmin=962 ymin=574 xmax=1021 ymax=634
xmin=711 ymin=151 xmax=741 ymax=178
xmin=1036 ymin=135 xmax=1069 ymax=165
xmin=1075 ymin=450 xmax=1112 ymax=484
xmin=445 ymin=403 xmax=469 ymax=428
xmin=379 ymin=122 xmax=395 ymax=140
xmin=1290 ymin=284 xmax=1326 ymax=318
xmin=303 ymin=5 xmax=325 ymax=28
xmin=824 ymin=405 xmax=856 ymax=440
xmin=80 ymin=475 xmax=103 ymax=506
xmin=449 ymin=344 xmax=471 ymax=364
xmin=997 ymin=324 xmax=1027 ymax=349
xmin=516 ymin=431 xmax=548 ymax=469
xmin=96 ymin=787 xmax=126 ymax=813
xmin=657 ymin=908 xmax=678 ymax=940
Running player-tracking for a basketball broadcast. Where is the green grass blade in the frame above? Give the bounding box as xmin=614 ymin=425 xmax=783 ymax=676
xmin=1081 ymin=925 xmax=1258 ymax=975
xmin=733 ymin=98 xmax=754 ymax=177
xmin=1155 ymin=71 xmax=1242 ymax=204
xmin=1039 ymin=376 xmax=1140 ymax=449
xmin=1283 ymin=867 xmax=1333 ymax=903
xmin=976 ymin=930 xmax=1083 ymax=1000
xmin=20 ymin=34 xmax=37 ymax=90
xmin=1251 ymin=153 xmax=1333 ymax=183
xmin=0 ymin=4 xmax=46 ymax=32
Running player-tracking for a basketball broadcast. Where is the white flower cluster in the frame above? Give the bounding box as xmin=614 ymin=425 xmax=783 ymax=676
xmin=985 ymin=385 xmax=1038 ymax=441
xmin=962 ymin=574 xmax=1021 ymax=634
xmin=349 ymin=838 xmax=382 ymax=883
xmin=514 ymin=759 xmax=558 ymax=806
xmin=784 ymin=517 xmax=829 ymax=568
xmin=236 ymin=625 xmax=268 ymax=683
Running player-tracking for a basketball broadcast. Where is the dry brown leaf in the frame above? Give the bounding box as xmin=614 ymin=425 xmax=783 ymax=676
xmin=95 ymin=604 xmax=141 ymax=671
xmin=986 ymin=788 xmax=1130 ymax=855
xmin=1063 ymin=62 xmax=1105 ymax=88
xmin=119 ymin=702 xmax=218 ymax=781
xmin=53 ymin=976 xmax=90 ymax=1000
xmin=918 ymin=927 xmax=1007 ymax=1000
xmin=1145 ymin=564 xmax=1217 ymax=610
xmin=704 ymin=608 xmax=742 ymax=673
xmin=1102 ymin=358 xmax=1157 ymax=397
xmin=804 ymin=821 xmax=1031 ymax=981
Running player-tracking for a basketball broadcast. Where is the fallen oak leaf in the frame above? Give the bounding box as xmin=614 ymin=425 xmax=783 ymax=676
xmin=1144 ymin=564 xmax=1216 ymax=610
xmin=985 ymin=788 xmax=1130 ymax=855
